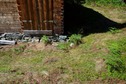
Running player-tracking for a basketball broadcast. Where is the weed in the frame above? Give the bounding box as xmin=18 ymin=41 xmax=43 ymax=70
xmin=69 ymin=34 xmax=82 ymax=45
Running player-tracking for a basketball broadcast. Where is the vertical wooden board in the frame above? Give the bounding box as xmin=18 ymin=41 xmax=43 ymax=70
xmin=43 ymin=0 xmax=48 ymax=30
xmin=48 ymin=0 xmax=53 ymax=30
xmin=53 ymin=0 xmax=64 ymax=34
xmin=38 ymin=0 xmax=42 ymax=30
xmin=17 ymin=0 xmax=21 ymax=11
xmin=27 ymin=0 xmax=33 ymax=30
xmin=22 ymin=0 xmax=29 ymax=30
xmin=17 ymin=0 xmax=25 ymax=30
xmin=40 ymin=0 xmax=45 ymax=30
xmin=25 ymin=0 xmax=31 ymax=30
xmin=31 ymin=0 xmax=38 ymax=30
xmin=42 ymin=0 xmax=53 ymax=30
xmin=17 ymin=0 xmax=32 ymax=30
xmin=35 ymin=0 xmax=41 ymax=30
xmin=19 ymin=0 xmax=38 ymax=30
xmin=28 ymin=0 xmax=36 ymax=30
xmin=46 ymin=0 xmax=49 ymax=30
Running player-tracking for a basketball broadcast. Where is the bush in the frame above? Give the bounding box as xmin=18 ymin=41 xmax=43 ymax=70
xmin=69 ymin=34 xmax=82 ymax=45
xmin=57 ymin=34 xmax=82 ymax=50
xmin=41 ymin=35 xmax=50 ymax=45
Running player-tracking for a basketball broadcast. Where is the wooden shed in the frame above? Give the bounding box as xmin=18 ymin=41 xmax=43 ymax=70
xmin=0 ymin=0 xmax=64 ymax=35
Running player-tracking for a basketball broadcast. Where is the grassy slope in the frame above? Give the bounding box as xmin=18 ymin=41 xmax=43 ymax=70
xmin=0 ymin=32 xmax=126 ymax=83
xmin=84 ymin=4 xmax=126 ymax=23
xmin=0 ymin=4 xmax=126 ymax=84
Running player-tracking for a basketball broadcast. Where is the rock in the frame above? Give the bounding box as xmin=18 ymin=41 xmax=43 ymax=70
xmin=59 ymin=35 xmax=67 ymax=42
xmin=31 ymin=37 xmax=40 ymax=43
xmin=0 ymin=40 xmax=17 ymax=45
xmin=0 ymin=33 xmax=24 ymax=40
xmin=24 ymin=37 xmax=32 ymax=42
xmin=1 ymin=38 xmax=6 ymax=40
xmin=70 ymin=43 xmax=75 ymax=47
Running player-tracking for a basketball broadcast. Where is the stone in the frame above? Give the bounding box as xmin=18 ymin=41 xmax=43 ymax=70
xmin=70 ymin=43 xmax=75 ymax=47
xmin=31 ymin=37 xmax=40 ymax=43
xmin=0 ymin=40 xmax=16 ymax=45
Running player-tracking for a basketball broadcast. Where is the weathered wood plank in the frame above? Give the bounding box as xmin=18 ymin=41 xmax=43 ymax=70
xmin=23 ymin=30 xmax=52 ymax=35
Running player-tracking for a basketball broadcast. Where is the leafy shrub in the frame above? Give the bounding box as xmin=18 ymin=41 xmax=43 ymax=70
xmin=69 ymin=34 xmax=82 ymax=45
xmin=41 ymin=35 xmax=50 ymax=45
xmin=109 ymin=27 xmax=122 ymax=34
xmin=57 ymin=34 xmax=82 ymax=50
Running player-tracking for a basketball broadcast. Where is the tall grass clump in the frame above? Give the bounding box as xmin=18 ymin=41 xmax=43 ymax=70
xmin=69 ymin=34 xmax=82 ymax=45
xmin=57 ymin=34 xmax=82 ymax=50
xmin=41 ymin=35 xmax=51 ymax=45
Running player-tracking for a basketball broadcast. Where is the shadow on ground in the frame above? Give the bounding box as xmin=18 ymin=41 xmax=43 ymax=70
xmin=64 ymin=2 xmax=126 ymax=35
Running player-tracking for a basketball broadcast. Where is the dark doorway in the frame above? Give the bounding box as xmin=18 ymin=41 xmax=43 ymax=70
xmin=64 ymin=1 xmax=126 ymax=35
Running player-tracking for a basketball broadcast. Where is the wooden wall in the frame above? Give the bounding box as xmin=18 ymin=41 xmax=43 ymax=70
xmin=0 ymin=0 xmax=64 ymax=35
xmin=17 ymin=0 xmax=64 ymax=35
xmin=0 ymin=0 xmax=21 ymax=33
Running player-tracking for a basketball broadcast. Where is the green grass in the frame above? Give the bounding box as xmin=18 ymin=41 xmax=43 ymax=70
xmin=85 ymin=0 xmax=126 ymax=7
xmin=0 ymin=31 xmax=126 ymax=83
xmin=105 ymin=38 xmax=126 ymax=80
xmin=109 ymin=27 xmax=122 ymax=34
xmin=84 ymin=1 xmax=126 ymax=23
xmin=41 ymin=35 xmax=50 ymax=45
xmin=0 ymin=2 xmax=126 ymax=83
